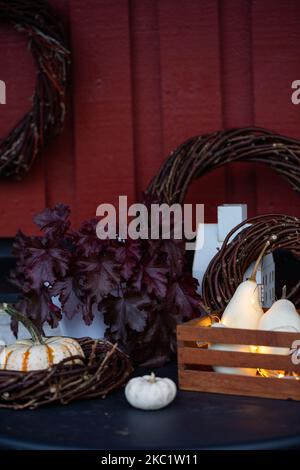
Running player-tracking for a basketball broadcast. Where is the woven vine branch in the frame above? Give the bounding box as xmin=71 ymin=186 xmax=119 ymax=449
xmin=0 ymin=338 xmax=133 ymax=410
xmin=202 ymin=214 xmax=300 ymax=313
xmin=146 ymin=127 xmax=300 ymax=204
xmin=0 ymin=0 xmax=70 ymax=178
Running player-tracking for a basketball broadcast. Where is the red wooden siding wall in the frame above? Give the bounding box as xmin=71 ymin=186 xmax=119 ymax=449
xmin=0 ymin=0 xmax=300 ymax=236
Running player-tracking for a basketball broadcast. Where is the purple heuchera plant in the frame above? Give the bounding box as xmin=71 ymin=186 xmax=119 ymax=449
xmin=10 ymin=203 xmax=202 ymax=366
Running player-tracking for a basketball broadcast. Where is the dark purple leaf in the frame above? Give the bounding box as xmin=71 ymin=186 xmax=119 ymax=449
xmin=34 ymin=203 xmax=70 ymax=238
xmin=124 ymin=309 xmax=176 ymax=366
xmin=26 ymin=247 xmax=70 ymax=289
xmin=103 ymin=294 xmax=149 ymax=344
xmin=14 ymin=288 xmax=62 ymax=334
xmin=51 ymin=277 xmax=85 ymax=320
xmin=166 ymin=274 xmax=201 ymax=321
xmin=74 ymin=219 xmax=104 ymax=257
xmin=78 ymin=255 xmax=121 ymax=302
xmin=136 ymin=262 xmax=168 ymax=298
xmin=115 ymin=239 xmax=141 ymax=280
xmin=160 ymin=239 xmax=185 ymax=277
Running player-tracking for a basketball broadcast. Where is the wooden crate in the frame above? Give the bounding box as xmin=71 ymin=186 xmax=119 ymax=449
xmin=177 ymin=318 xmax=300 ymax=400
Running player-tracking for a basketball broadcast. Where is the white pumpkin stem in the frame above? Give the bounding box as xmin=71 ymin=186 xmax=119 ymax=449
xmin=1 ymin=304 xmax=45 ymax=345
xmin=148 ymin=372 xmax=156 ymax=384
xmin=249 ymin=240 xmax=271 ymax=282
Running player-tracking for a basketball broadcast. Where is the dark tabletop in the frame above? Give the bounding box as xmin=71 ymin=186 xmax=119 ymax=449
xmin=1 ymin=363 xmax=300 ymax=450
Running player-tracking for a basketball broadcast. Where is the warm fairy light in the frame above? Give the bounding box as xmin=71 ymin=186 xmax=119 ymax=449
xmin=196 ymin=315 xmax=300 ymax=380
xmin=196 ymin=315 xmax=218 ymax=348
xmin=196 ymin=314 xmax=220 ymax=327
xmin=258 ymin=369 xmax=300 ymax=379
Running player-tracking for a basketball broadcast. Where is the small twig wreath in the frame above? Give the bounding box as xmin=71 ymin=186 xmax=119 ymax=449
xmin=0 ymin=0 xmax=70 ymax=178
xmin=202 ymin=214 xmax=300 ymax=313
xmin=0 ymin=338 xmax=133 ymax=410
xmin=146 ymin=127 xmax=300 ymax=204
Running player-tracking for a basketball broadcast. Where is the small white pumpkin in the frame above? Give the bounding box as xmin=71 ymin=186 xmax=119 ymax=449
xmin=125 ymin=372 xmax=177 ymax=410
xmin=0 ymin=304 xmax=84 ymax=372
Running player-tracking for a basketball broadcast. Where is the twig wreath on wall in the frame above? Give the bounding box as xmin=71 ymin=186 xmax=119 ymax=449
xmin=0 ymin=0 xmax=70 ymax=178
xmin=146 ymin=127 xmax=300 ymax=203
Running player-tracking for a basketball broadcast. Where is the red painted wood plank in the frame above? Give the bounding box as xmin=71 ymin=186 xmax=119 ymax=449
xmin=252 ymin=0 xmax=300 ymax=216
xmin=129 ymin=0 xmax=164 ymax=198
xmin=44 ymin=0 xmax=75 ymax=217
xmin=70 ymin=0 xmax=136 ymax=225
xmin=0 ymin=25 xmax=46 ymax=236
xmin=219 ymin=0 xmax=257 ymax=217
xmin=157 ymin=0 xmax=225 ymax=222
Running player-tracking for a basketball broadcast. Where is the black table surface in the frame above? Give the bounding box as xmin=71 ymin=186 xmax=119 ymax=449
xmin=1 ymin=363 xmax=300 ymax=450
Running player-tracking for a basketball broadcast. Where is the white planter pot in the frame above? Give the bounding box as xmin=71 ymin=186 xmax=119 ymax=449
xmin=50 ymin=295 xmax=106 ymax=339
xmin=57 ymin=313 xmax=106 ymax=339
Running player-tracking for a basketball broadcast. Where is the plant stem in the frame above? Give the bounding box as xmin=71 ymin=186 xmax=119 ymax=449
xmin=281 ymin=285 xmax=287 ymax=299
xmin=249 ymin=240 xmax=271 ymax=282
xmin=1 ymin=304 xmax=44 ymax=345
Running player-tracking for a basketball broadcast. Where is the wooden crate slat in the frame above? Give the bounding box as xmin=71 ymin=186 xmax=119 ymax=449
xmin=177 ymin=324 xmax=300 ymax=347
xmin=179 ymin=369 xmax=300 ymax=400
xmin=177 ymin=318 xmax=300 ymax=400
xmin=178 ymin=346 xmax=300 ymax=372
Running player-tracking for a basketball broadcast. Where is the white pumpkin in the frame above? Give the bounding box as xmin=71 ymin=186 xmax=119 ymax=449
xmin=0 ymin=303 xmax=84 ymax=371
xmin=0 ymin=336 xmax=84 ymax=371
xmin=125 ymin=372 xmax=177 ymax=410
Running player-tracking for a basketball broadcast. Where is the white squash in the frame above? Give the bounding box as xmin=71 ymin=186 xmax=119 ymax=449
xmin=208 ymin=323 xmax=257 ymax=376
xmin=221 ymin=240 xmax=271 ymax=330
xmin=0 ymin=336 xmax=84 ymax=371
xmin=125 ymin=372 xmax=177 ymax=410
xmin=0 ymin=304 xmax=84 ymax=371
xmin=206 ymin=242 xmax=272 ymax=377
xmin=258 ymin=288 xmax=300 ymax=356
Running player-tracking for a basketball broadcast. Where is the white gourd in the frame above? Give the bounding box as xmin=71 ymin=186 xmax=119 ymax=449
xmin=208 ymin=241 xmax=273 ymax=377
xmin=208 ymin=323 xmax=257 ymax=376
xmin=125 ymin=373 xmax=177 ymax=410
xmin=259 ymin=288 xmax=300 ymax=356
xmin=221 ymin=241 xmax=271 ymax=330
xmin=0 ymin=304 xmax=84 ymax=371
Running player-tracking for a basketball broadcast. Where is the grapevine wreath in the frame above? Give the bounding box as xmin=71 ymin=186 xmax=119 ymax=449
xmin=202 ymin=214 xmax=300 ymax=313
xmin=0 ymin=0 xmax=70 ymax=178
xmin=0 ymin=337 xmax=133 ymax=410
xmin=146 ymin=127 xmax=300 ymax=203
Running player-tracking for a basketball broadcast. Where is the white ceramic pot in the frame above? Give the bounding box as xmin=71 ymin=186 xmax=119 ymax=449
xmin=50 ymin=295 xmax=106 ymax=339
